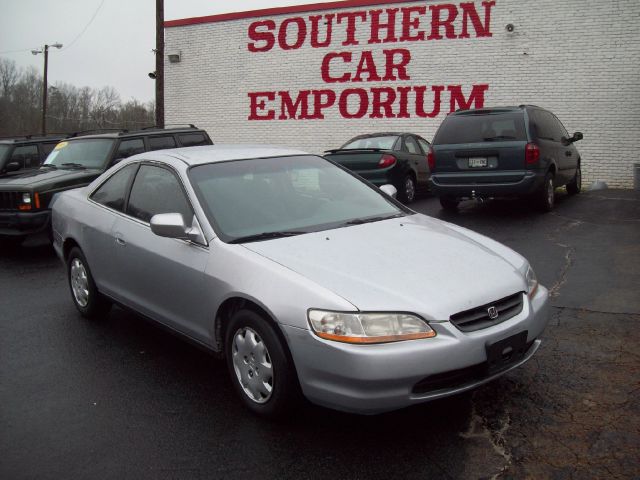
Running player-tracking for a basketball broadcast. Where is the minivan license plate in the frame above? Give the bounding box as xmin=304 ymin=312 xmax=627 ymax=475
xmin=468 ymin=157 xmax=488 ymax=168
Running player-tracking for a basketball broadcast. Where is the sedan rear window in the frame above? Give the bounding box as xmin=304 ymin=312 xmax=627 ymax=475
xmin=341 ymin=135 xmax=399 ymax=150
xmin=433 ymin=113 xmax=527 ymax=144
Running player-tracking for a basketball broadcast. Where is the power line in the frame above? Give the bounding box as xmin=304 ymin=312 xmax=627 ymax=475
xmin=62 ymin=0 xmax=106 ymax=51
xmin=0 ymin=48 xmax=33 ymax=55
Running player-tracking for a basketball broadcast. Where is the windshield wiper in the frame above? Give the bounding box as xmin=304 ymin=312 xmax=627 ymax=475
xmin=483 ymin=135 xmax=516 ymax=141
xmin=343 ymin=213 xmax=405 ymax=225
xmin=229 ymin=231 xmax=308 ymax=244
xmin=59 ymin=163 xmax=87 ymax=169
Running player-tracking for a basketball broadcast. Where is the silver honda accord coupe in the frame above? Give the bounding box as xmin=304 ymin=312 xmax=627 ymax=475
xmin=52 ymin=145 xmax=549 ymax=416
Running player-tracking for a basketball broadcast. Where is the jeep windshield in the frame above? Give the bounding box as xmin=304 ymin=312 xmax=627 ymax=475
xmin=43 ymin=139 xmax=114 ymax=169
xmin=433 ymin=112 xmax=527 ymax=144
xmin=189 ymin=155 xmax=408 ymax=243
xmin=0 ymin=144 xmax=11 ymax=169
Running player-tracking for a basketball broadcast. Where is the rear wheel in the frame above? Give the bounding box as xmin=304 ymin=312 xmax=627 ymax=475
xmin=225 ymin=309 xmax=300 ymax=417
xmin=67 ymin=247 xmax=111 ymax=319
xmin=536 ymin=172 xmax=555 ymax=212
xmin=439 ymin=196 xmax=460 ymax=211
xmin=566 ymin=165 xmax=581 ymax=195
xmin=397 ymin=174 xmax=416 ymax=204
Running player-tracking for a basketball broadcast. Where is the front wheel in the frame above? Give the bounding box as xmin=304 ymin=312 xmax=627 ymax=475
xmin=67 ymin=247 xmax=111 ymax=319
xmin=225 ymin=309 xmax=300 ymax=417
xmin=397 ymin=174 xmax=417 ymax=204
xmin=566 ymin=165 xmax=581 ymax=195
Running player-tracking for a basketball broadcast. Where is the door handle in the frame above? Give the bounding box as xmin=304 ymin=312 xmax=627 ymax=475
xmin=115 ymin=235 xmax=126 ymax=246
xmin=565 ymin=151 xmax=572 ymax=156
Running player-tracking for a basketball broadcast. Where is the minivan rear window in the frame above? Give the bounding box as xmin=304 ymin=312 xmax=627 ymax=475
xmin=433 ymin=113 xmax=527 ymax=144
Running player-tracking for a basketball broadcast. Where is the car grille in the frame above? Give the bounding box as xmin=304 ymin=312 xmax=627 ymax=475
xmin=0 ymin=191 xmax=22 ymax=211
xmin=450 ymin=292 xmax=524 ymax=332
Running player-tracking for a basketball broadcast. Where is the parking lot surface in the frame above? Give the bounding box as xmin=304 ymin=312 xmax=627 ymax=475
xmin=1 ymin=189 xmax=639 ymax=479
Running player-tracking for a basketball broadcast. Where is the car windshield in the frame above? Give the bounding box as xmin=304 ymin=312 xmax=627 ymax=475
xmin=189 ymin=155 xmax=406 ymax=243
xmin=0 ymin=144 xmax=11 ymax=168
xmin=43 ymin=139 xmax=114 ymax=169
xmin=433 ymin=112 xmax=527 ymax=144
xmin=341 ymin=135 xmax=399 ymax=150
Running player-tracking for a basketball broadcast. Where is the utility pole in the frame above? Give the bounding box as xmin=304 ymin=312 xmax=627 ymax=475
xmin=155 ymin=0 xmax=164 ymax=128
xmin=32 ymin=43 xmax=62 ymax=135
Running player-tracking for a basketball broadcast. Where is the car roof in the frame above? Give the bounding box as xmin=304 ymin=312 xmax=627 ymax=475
xmin=0 ymin=135 xmax=66 ymax=144
xmin=348 ymin=132 xmax=413 ymax=139
xmin=133 ymin=144 xmax=312 ymax=166
xmin=64 ymin=126 xmax=207 ymax=141
xmin=451 ymin=105 xmax=544 ymax=116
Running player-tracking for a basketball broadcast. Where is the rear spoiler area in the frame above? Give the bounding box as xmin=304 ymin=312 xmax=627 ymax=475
xmin=324 ymin=148 xmax=385 ymax=154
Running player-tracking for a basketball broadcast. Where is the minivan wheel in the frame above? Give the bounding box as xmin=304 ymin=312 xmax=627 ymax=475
xmin=67 ymin=247 xmax=111 ymax=319
xmin=225 ymin=309 xmax=300 ymax=418
xmin=398 ymin=175 xmax=416 ymax=204
xmin=566 ymin=166 xmax=581 ymax=195
xmin=537 ymin=173 xmax=555 ymax=212
xmin=439 ymin=196 xmax=460 ymax=211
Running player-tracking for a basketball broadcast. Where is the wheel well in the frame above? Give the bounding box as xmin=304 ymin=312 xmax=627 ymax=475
xmin=62 ymin=238 xmax=80 ymax=261
xmin=215 ymin=297 xmax=288 ymax=353
xmin=548 ymin=164 xmax=557 ymax=176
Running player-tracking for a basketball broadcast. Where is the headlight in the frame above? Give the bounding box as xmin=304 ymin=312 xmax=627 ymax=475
xmin=308 ymin=310 xmax=436 ymax=344
xmin=22 ymin=193 xmax=31 ymax=204
xmin=525 ymin=265 xmax=538 ymax=298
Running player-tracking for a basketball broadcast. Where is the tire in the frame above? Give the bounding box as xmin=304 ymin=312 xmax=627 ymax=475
xmin=397 ymin=174 xmax=416 ymax=204
xmin=439 ymin=196 xmax=460 ymax=211
xmin=566 ymin=165 xmax=581 ymax=195
xmin=225 ymin=309 xmax=300 ymax=418
xmin=536 ymin=172 xmax=556 ymax=212
xmin=66 ymin=247 xmax=111 ymax=319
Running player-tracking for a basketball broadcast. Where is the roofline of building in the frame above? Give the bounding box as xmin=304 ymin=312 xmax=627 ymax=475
xmin=165 ymin=0 xmax=422 ymax=28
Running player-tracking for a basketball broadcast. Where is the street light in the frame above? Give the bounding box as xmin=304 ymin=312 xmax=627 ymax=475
xmin=32 ymin=43 xmax=63 ymax=135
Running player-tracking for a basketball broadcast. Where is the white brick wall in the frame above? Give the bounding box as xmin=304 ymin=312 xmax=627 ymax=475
xmin=165 ymin=0 xmax=640 ymax=188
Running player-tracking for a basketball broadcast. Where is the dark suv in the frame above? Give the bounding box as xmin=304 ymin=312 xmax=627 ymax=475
xmin=0 ymin=135 xmax=67 ymax=175
xmin=429 ymin=106 xmax=583 ymax=211
xmin=0 ymin=125 xmax=212 ymax=245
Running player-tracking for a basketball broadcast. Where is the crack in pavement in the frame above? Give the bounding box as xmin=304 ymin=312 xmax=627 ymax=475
xmin=548 ymin=243 xmax=575 ymax=298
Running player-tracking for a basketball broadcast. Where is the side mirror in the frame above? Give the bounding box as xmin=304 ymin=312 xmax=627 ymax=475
xmin=150 ymin=212 xmax=204 ymax=243
xmin=572 ymin=132 xmax=583 ymax=142
xmin=5 ymin=162 xmax=21 ymax=172
xmin=380 ymin=184 xmax=398 ymax=199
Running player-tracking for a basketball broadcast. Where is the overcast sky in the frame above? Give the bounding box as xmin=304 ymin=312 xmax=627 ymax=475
xmin=0 ymin=0 xmax=333 ymax=103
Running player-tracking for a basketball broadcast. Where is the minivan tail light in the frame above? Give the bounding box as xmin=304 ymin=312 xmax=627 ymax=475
xmin=427 ymin=147 xmax=435 ymax=171
xmin=525 ymin=143 xmax=540 ymax=164
xmin=378 ymin=154 xmax=397 ymax=169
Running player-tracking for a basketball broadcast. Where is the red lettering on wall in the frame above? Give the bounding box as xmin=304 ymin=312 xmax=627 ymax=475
xmin=278 ymin=90 xmax=311 ymax=119
xmin=400 ymin=6 xmax=426 ymax=42
xmin=415 ymin=85 xmax=444 ymax=117
xmin=370 ymin=87 xmax=397 ymax=118
xmin=248 ymin=92 xmax=276 ymax=119
xmin=310 ymin=89 xmax=337 ymax=118
xmin=310 ymin=14 xmax=334 ymax=48
xmin=427 ymin=4 xmax=458 ymax=40
xmin=383 ymin=49 xmax=411 ymax=81
xmin=336 ymin=11 xmax=367 ymax=46
xmin=353 ymin=51 xmax=382 ymax=82
xmin=396 ymin=86 xmax=411 ymax=118
xmin=448 ymin=84 xmax=489 ymax=111
xmin=278 ymin=17 xmax=307 ymax=50
xmin=321 ymin=52 xmax=352 ymax=83
xmin=459 ymin=1 xmax=495 ymax=38
xmin=339 ymin=89 xmax=369 ymax=118
xmin=247 ymin=20 xmax=276 ymax=52
xmin=368 ymin=8 xmax=398 ymax=44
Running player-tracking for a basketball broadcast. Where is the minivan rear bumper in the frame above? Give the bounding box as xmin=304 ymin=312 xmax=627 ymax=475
xmin=430 ymin=170 xmax=544 ymax=198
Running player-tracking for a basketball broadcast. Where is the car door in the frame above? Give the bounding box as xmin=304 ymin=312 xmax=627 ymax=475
xmin=532 ymin=110 xmax=565 ymax=182
xmin=551 ymin=114 xmax=578 ymax=184
xmin=416 ymin=137 xmax=432 ymax=183
xmin=111 ymin=162 xmax=210 ymax=341
xmin=403 ymin=135 xmax=428 ymax=186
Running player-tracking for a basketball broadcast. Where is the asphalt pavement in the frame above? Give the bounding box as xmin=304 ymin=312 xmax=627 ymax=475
xmin=1 ymin=189 xmax=639 ymax=479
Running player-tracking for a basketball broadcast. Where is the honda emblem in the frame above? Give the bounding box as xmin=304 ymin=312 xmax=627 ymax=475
xmin=487 ymin=306 xmax=499 ymax=320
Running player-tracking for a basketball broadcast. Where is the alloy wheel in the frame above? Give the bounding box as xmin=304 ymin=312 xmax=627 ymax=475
xmin=70 ymin=258 xmax=90 ymax=307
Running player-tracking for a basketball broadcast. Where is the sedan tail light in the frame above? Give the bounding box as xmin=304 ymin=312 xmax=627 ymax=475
xmin=525 ymin=143 xmax=540 ymax=165
xmin=427 ymin=147 xmax=436 ymax=171
xmin=378 ymin=154 xmax=397 ymax=169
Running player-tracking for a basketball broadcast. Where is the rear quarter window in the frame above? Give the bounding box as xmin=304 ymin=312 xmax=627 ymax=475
xmin=148 ymin=135 xmax=177 ymax=151
xmin=178 ymin=133 xmax=210 ymax=147
xmin=433 ymin=113 xmax=527 ymax=144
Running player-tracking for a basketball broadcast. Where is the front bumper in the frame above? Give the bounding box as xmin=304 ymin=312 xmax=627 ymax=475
xmin=282 ymin=285 xmax=549 ymax=414
xmin=430 ymin=170 xmax=545 ymax=198
xmin=0 ymin=210 xmax=51 ymax=236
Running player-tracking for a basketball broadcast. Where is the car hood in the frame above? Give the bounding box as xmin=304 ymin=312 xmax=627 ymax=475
xmin=0 ymin=167 xmax=102 ymax=190
xmin=243 ymin=214 xmax=528 ymax=319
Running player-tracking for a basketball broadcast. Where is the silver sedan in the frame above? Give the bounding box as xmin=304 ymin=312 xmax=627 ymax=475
xmin=52 ymin=145 xmax=549 ymax=416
